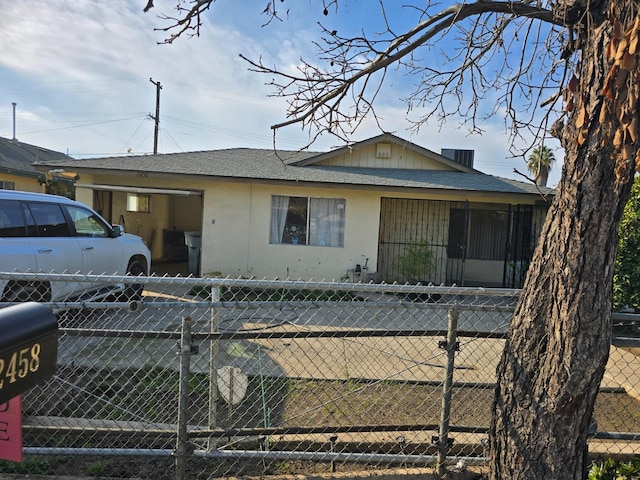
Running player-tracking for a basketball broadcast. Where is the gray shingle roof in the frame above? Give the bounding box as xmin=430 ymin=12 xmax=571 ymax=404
xmin=36 ymin=146 xmax=553 ymax=196
xmin=0 ymin=136 xmax=71 ymax=178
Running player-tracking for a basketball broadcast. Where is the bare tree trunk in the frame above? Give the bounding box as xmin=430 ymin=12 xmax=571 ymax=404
xmin=489 ymin=1 xmax=638 ymax=478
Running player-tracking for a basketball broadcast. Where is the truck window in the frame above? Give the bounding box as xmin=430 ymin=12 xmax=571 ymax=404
xmin=0 ymin=200 xmax=26 ymax=237
xmin=24 ymin=202 xmax=71 ymax=237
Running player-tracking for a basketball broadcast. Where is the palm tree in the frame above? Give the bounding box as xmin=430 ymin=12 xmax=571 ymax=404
xmin=527 ymin=145 xmax=556 ymax=187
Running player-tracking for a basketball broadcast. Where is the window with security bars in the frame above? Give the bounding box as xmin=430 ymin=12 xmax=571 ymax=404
xmin=448 ymin=208 xmax=509 ymax=260
xmin=270 ymin=195 xmax=346 ymax=247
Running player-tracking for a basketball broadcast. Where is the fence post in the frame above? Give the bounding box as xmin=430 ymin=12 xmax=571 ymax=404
xmin=176 ymin=316 xmax=193 ymax=480
xmin=209 ymin=286 xmax=220 ymax=449
xmin=437 ymin=304 xmax=459 ymax=478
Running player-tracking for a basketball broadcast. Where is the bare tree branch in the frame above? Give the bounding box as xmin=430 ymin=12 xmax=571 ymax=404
xmin=239 ymin=2 xmax=568 ymax=147
xmin=145 ymin=0 xmax=574 ymax=148
xmin=150 ymin=0 xmax=213 ymax=43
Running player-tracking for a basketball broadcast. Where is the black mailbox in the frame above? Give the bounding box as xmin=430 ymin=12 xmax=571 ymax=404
xmin=0 ymin=303 xmax=57 ymax=404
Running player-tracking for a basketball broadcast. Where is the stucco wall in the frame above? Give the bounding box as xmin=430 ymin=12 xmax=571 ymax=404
xmin=75 ymin=187 xmax=93 ymax=207
xmin=172 ymin=196 xmax=201 ymax=232
xmin=1 ymin=173 xmax=43 ymax=193
xmin=200 ymin=183 xmax=381 ymax=280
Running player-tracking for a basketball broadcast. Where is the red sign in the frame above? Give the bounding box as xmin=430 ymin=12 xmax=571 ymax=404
xmin=0 ymin=396 xmax=22 ymax=462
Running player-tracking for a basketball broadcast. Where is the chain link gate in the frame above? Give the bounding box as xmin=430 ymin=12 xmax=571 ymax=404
xmin=1 ymin=272 xmax=640 ymax=479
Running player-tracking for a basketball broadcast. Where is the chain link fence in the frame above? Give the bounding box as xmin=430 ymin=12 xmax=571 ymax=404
xmin=1 ymin=271 xmax=639 ymax=479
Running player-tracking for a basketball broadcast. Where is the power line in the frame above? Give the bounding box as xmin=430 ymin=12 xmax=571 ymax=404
xmin=18 ymin=115 xmax=147 ymax=135
xmin=117 ymin=117 xmax=151 ymax=155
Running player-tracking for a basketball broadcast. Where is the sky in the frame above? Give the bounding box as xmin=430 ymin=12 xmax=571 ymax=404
xmin=0 ymin=1 xmax=563 ymax=187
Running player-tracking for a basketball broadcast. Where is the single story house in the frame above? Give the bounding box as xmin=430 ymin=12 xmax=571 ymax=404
xmin=0 ymin=136 xmax=73 ymax=192
xmin=35 ymin=133 xmax=553 ymax=287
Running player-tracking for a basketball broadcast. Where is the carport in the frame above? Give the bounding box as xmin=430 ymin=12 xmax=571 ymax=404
xmin=75 ymin=183 xmax=204 ymax=272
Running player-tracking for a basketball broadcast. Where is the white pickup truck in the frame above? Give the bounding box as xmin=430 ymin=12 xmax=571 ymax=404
xmin=0 ymin=190 xmax=151 ymax=302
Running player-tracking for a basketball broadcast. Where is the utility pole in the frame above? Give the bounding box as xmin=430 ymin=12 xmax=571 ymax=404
xmin=149 ymin=78 xmax=162 ymax=154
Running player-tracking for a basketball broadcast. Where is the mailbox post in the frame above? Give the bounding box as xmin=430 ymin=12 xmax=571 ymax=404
xmin=0 ymin=303 xmax=58 ymax=404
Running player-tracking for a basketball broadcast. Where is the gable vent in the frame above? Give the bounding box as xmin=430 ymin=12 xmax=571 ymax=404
xmin=376 ymin=143 xmax=391 ymax=159
xmin=441 ymin=148 xmax=474 ymax=168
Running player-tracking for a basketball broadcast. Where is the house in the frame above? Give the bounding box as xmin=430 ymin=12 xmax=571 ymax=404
xmin=0 ymin=136 xmax=73 ymax=192
xmin=34 ymin=133 xmax=553 ymax=287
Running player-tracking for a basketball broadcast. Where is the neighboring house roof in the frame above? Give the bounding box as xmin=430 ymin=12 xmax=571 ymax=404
xmin=0 ymin=136 xmax=71 ymax=179
xmin=34 ymin=134 xmax=554 ymax=197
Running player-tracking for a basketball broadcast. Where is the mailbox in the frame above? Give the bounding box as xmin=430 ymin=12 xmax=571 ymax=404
xmin=0 ymin=303 xmax=57 ymax=404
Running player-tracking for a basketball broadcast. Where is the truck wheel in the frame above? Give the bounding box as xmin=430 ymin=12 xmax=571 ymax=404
xmin=123 ymin=259 xmax=146 ymax=300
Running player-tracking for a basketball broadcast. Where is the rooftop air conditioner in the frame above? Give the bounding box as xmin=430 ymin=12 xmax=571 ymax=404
xmin=441 ymin=148 xmax=475 ymax=168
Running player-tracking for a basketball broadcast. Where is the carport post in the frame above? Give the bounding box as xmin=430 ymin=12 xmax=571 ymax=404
xmin=176 ymin=316 xmax=193 ymax=480
xmin=437 ymin=304 xmax=459 ymax=478
xmin=208 ymin=286 xmax=221 ymax=448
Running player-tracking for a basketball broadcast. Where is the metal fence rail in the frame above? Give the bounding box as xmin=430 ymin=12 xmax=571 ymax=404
xmin=1 ymin=272 xmax=639 ymax=479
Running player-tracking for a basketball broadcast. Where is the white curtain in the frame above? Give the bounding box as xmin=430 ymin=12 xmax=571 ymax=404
xmin=309 ymin=198 xmax=345 ymax=247
xmin=269 ymin=195 xmax=289 ymax=244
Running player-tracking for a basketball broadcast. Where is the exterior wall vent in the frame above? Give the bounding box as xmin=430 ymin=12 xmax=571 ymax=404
xmin=441 ymin=148 xmax=475 ymax=168
xmin=376 ymin=143 xmax=392 ymax=159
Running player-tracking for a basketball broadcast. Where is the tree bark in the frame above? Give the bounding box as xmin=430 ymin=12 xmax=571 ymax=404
xmin=489 ymin=1 xmax=638 ymax=478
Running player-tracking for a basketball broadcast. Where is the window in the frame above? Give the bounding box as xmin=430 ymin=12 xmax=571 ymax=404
xmin=0 ymin=200 xmax=25 ymax=237
xmin=127 ymin=193 xmax=151 ymax=213
xmin=65 ymin=205 xmax=110 ymax=238
xmin=0 ymin=181 xmax=15 ymax=190
xmin=24 ymin=202 xmax=71 ymax=237
xmin=270 ymin=195 xmax=346 ymax=247
xmin=448 ymin=207 xmax=508 ymax=260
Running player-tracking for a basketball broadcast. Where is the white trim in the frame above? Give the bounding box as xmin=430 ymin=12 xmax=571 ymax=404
xmin=75 ymin=184 xmax=202 ymax=196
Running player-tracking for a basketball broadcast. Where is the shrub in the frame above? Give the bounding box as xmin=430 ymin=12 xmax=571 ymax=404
xmin=614 ymin=177 xmax=640 ymax=312
xmin=588 ymin=456 xmax=640 ymax=479
xmin=396 ymin=241 xmax=434 ymax=283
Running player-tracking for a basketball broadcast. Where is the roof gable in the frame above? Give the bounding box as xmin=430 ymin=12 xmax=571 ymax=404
xmin=292 ymin=133 xmax=477 ymax=173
